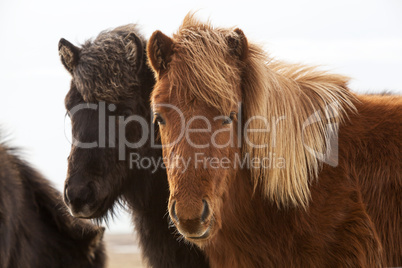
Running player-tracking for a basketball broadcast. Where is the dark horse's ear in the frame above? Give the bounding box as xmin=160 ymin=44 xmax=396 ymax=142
xmin=66 ymin=219 xmax=104 ymax=260
xmin=58 ymin=38 xmax=80 ymax=74
xmin=147 ymin=30 xmax=174 ymax=76
xmin=86 ymin=226 xmax=105 ymax=260
xmin=226 ymin=28 xmax=248 ymax=61
xmin=124 ymin=32 xmax=144 ymax=74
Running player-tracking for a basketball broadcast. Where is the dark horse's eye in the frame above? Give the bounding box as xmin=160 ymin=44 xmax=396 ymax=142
xmin=223 ymin=112 xmax=236 ymax=125
xmin=122 ymin=108 xmax=133 ymax=118
xmin=154 ymin=113 xmax=166 ymax=125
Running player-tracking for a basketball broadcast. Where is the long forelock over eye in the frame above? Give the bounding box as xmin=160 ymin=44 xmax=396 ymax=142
xmin=168 ymin=25 xmax=242 ymax=114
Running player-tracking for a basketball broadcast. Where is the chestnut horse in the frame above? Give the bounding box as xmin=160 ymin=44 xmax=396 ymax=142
xmin=147 ymin=15 xmax=401 ymax=267
xmin=59 ymin=25 xmax=208 ymax=267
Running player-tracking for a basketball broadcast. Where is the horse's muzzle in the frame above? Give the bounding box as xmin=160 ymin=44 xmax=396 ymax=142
xmin=64 ymin=174 xmax=98 ymax=218
xmin=170 ymin=199 xmax=213 ymax=240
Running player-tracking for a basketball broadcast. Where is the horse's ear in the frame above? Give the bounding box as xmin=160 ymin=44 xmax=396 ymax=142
xmin=87 ymin=226 xmax=105 ymax=260
xmin=124 ymin=32 xmax=144 ymax=74
xmin=226 ymin=28 xmax=248 ymax=61
xmin=147 ymin=30 xmax=174 ymax=76
xmin=58 ymin=38 xmax=80 ymax=74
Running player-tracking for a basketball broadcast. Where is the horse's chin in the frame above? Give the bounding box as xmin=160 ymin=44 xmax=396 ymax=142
xmin=185 ymin=233 xmax=214 ymax=248
xmin=68 ymin=198 xmax=108 ymax=219
xmin=182 ymin=220 xmax=216 ymax=246
xmin=69 ymin=206 xmax=91 ymax=218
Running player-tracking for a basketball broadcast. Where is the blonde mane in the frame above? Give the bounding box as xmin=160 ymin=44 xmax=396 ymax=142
xmin=242 ymin=45 xmax=356 ymax=207
xmin=169 ymin=14 xmax=357 ymax=208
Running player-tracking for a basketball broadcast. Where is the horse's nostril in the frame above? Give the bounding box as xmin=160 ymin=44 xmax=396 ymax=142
xmin=170 ymin=201 xmax=179 ymax=222
xmin=64 ymin=176 xmax=94 ymax=209
xmin=64 ymin=185 xmax=70 ymax=203
xmin=201 ymin=200 xmax=210 ymax=222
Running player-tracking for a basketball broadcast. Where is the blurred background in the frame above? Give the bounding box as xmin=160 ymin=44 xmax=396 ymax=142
xmin=0 ymin=0 xmax=401 ymax=266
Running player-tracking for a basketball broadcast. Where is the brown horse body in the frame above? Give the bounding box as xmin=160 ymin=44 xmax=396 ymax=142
xmin=204 ymin=95 xmax=401 ymax=267
xmin=147 ymin=14 xmax=401 ymax=267
xmin=0 ymin=141 xmax=106 ymax=268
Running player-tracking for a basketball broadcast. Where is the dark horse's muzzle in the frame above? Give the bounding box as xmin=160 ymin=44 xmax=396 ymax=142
xmin=64 ymin=174 xmax=97 ymax=218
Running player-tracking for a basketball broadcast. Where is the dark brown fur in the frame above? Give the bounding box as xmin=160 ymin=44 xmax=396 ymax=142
xmin=59 ymin=25 xmax=209 ymax=267
xmin=0 ymin=141 xmax=106 ymax=268
xmin=148 ymin=15 xmax=401 ymax=267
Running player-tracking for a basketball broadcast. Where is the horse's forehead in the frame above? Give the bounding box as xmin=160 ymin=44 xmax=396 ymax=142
xmin=153 ymin=82 xmax=215 ymax=114
xmin=152 ymin=78 xmax=170 ymax=102
xmin=79 ymin=41 xmax=129 ymax=75
xmin=72 ymin=55 xmax=136 ymax=102
xmin=79 ymin=50 xmax=114 ymax=73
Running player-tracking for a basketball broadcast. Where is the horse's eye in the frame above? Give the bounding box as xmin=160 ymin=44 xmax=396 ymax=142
xmin=222 ymin=112 xmax=236 ymax=125
xmin=122 ymin=108 xmax=133 ymax=117
xmin=154 ymin=113 xmax=166 ymax=125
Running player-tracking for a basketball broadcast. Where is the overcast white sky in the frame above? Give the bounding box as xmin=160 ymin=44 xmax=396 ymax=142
xmin=0 ymin=0 xmax=401 ymax=233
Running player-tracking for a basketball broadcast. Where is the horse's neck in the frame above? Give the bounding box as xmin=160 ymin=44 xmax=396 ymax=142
xmin=338 ymin=94 xmax=402 ymax=179
xmin=222 ymin=171 xmax=258 ymax=232
xmin=206 ymin=170 xmax=277 ymax=266
xmin=123 ymin=61 xmax=163 ymax=210
xmin=338 ymin=94 xmax=402 ymax=265
xmin=124 ymin=144 xmax=168 ymax=215
xmin=208 ymin=166 xmax=316 ymax=267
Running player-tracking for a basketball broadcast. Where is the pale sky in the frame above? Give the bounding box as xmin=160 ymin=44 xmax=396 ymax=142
xmin=0 ymin=0 xmax=401 ymax=233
